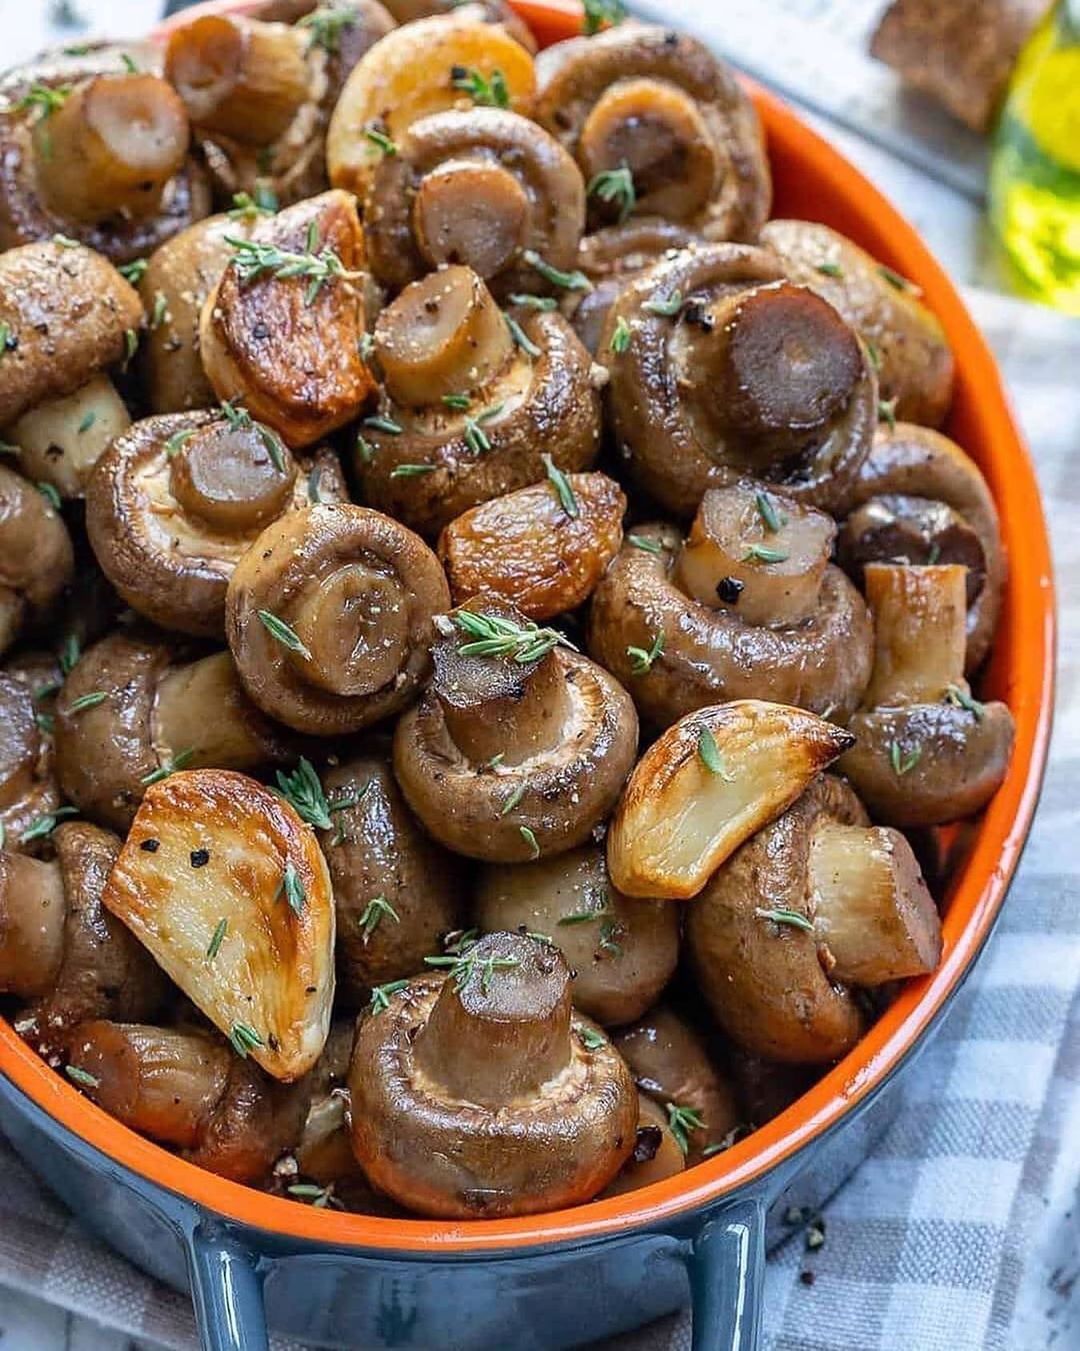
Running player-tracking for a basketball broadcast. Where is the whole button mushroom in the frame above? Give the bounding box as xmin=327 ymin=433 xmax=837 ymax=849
xmin=687 ymin=774 xmax=943 ymax=1064
xmin=0 ymin=463 xmax=74 ymax=658
xmin=0 ymin=822 xmax=167 ymax=1064
xmin=349 ymin=932 xmax=638 ymax=1217
xmin=601 ymin=1093 xmax=685 ymax=1197
xmin=54 ymin=633 xmax=299 ymax=831
xmin=363 ymin=108 xmax=585 ymax=296
xmin=225 ymin=503 xmax=449 ymax=735
xmin=534 ymin=23 xmax=770 ymax=241
xmin=354 ymin=265 xmax=602 ymax=539
xmin=86 ymin=410 xmax=349 ymax=637
xmin=839 ymin=563 xmax=1015 ymax=827
xmin=0 ymin=51 xmax=210 ymax=263
xmin=393 ymin=600 xmax=637 ymax=862
xmin=599 ymin=245 xmax=879 ymax=519
xmin=0 ymin=670 xmax=60 ymax=851
xmin=837 ymin=423 xmax=1005 ymax=674
xmin=587 ymin=484 xmax=873 ymax=731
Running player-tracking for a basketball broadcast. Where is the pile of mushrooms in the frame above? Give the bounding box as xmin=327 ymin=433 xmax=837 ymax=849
xmin=0 ymin=1 xmax=1016 ymax=1223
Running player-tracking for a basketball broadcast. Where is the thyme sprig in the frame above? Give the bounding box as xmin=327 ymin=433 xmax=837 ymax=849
xmin=542 ymin=453 xmax=579 ymax=517
xmin=450 ymin=64 xmax=510 ymax=108
xmin=424 ymin=949 xmax=520 ymax=995
xmin=696 ymin=726 xmax=734 ymax=780
xmin=229 ymin=1023 xmax=264 ymax=1058
xmin=463 ymin=402 xmax=504 ymax=455
xmin=523 ymin=249 xmax=591 ymax=293
xmin=226 ymin=224 xmax=362 ymax=305
xmin=297 ymin=4 xmax=357 ymax=53
xmin=452 ymin=609 xmax=573 ymax=664
xmin=889 ymin=741 xmax=921 ymax=776
xmin=359 ymin=895 xmax=400 ymax=943
xmin=370 ymin=979 xmax=410 ymax=1014
xmin=219 ymin=396 xmax=288 ymax=471
xmin=755 ymin=906 xmax=815 ymax=934
xmin=276 ymin=759 xmax=363 ymax=830
xmin=666 ymin=1102 xmax=705 ymax=1155
xmin=582 ymin=0 xmax=627 ymax=36
xmin=140 ymin=748 xmax=194 ymax=786
xmin=626 ymin=630 xmax=664 ymax=675
xmin=288 ymin=1181 xmax=344 ymax=1209
xmin=258 ymin=609 xmax=312 ymax=659
xmin=587 ymin=163 xmax=635 ymax=223
xmin=21 ymin=806 xmax=78 ymax=844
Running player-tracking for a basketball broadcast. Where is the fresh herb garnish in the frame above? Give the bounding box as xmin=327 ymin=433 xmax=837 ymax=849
xmin=77 ymin=410 xmax=96 ymax=434
xmin=442 ymin=392 xmax=471 ymax=410
xmin=450 ymin=64 xmax=510 ymax=108
xmin=226 ymin=229 xmax=362 ymax=305
xmin=140 ymin=748 xmax=195 ymax=786
xmin=582 ymin=0 xmax=627 ymax=35
xmin=500 ymin=782 xmax=527 ymax=816
xmin=877 ymin=264 xmax=920 ymax=295
xmin=627 ymin=533 xmax=663 ymax=554
xmin=945 ymin=684 xmax=986 ymax=721
xmin=579 ymin=1025 xmax=607 ymax=1050
xmin=666 ymin=1102 xmax=705 ymax=1155
xmin=297 ymin=3 xmax=357 ymax=53
xmin=118 ymin=257 xmax=148 ymax=285
xmin=505 ymin=311 xmax=542 ymax=356
xmin=609 ymin=314 xmax=632 ymax=354
xmin=364 ymin=414 xmax=403 ymax=435
xmin=206 ymin=918 xmax=228 ymax=961
xmin=363 ymin=124 xmax=397 ymax=156
xmin=122 ymin=328 xmax=138 ymax=367
xmin=878 ymin=396 xmax=898 ymax=430
xmin=626 ymin=630 xmax=664 ymax=675
xmin=815 ymin=261 xmax=844 ymax=278
xmin=755 ymin=906 xmax=815 ymax=933
xmin=889 ymin=741 xmax=921 ymax=776
xmin=755 ymin=491 xmax=785 ymax=534
xmin=359 ymin=895 xmax=400 ymax=943
xmin=742 ymin=544 xmax=789 ymax=564
xmin=587 ymin=163 xmax=635 ymax=223
xmin=165 ymin=427 xmax=195 ymax=458
xmin=697 ymin=726 xmax=734 ymax=779
xmin=508 ymin=293 xmax=558 ymax=312
xmin=523 ymin=249 xmax=591 ymax=292
xmin=228 ymin=189 xmax=277 ymax=221
xmin=425 ymin=948 xmax=521 ymax=994
xmin=258 ymin=609 xmax=312 ymax=659
xmin=220 ymin=397 xmax=287 ymax=472
xmin=229 ymin=1023 xmax=264 ymax=1058
xmin=64 ymin=1064 xmax=99 ymax=1089
xmin=18 ymin=84 xmax=71 ymax=157
xmin=275 ymin=861 xmax=306 ymax=916
xmin=453 ymin=609 xmax=571 ymax=664
xmin=58 ymin=634 xmax=80 ymax=674
xmin=389 ymin=463 xmax=436 ymax=478
xmin=519 ymin=825 xmax=540 ymax=859
xmin=21 ymin=806 xmax=78 ymax=843
xmin=463 ymin=402 xmax=504 ymax=455
xmin=150 ymin=291 xmax=168 ymax=329
xmin=288 ymin=1182 xmax=344 ymax=1209
xmin=369 ymin=979 xmax=410 ymax=1014
xmin=642 ymin=291 xmax=683 ymax=317
xmin=865 ymin=339 xmax=882 ymax=371
xmin=541 ymin=452 xmax=579 ymax=517
xmin=66 ymin=690 xmax=106 ymax=714
xmin=37 ymin=481 xmax=61 ymax=510
xmin=276 ymin=759 xmax=335 ymax=829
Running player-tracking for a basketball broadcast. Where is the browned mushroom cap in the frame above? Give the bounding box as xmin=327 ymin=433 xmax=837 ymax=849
xmin=86 ymin=411 xmax=347 ymax=637
xmin=438 ymin=470 xmax=625 ymax=620
xmin=14 ymin=822 xmax=169 ymax=1064
xmin=0 ymin=58 xmax=210 ymax=263
xmin=0 ymin=850 xmax=66 ymax=999
xmin=312 ymin=747 xmax=466 ymax=1005
xmin=378 ymin=0 xmax=535 ymax=53
xmin=840 ymin=563 xmax=1015 ymax=827
xmin=587 ymin=492 xmax=873 ymax=731
xmin=600 ymin=1092 xmax=685 ymax=1196
xmin=393 ymin=601 xmax=637 ymax=862
xmin=226 ymin=503 xmax=449 ymax=735
xmin=0 ymin=240 xmax=142 ymax=428
xmin=349 ymin=932 xmax=637 ymax=1216
xmin=760 ymin=220 xmax=955 ymax=429
xmin=474 ymin=842 xmax=679 ymax=1026
xmin=364 ymin=108 xmax=585 ymax=295
xmin=200 ymin=190 xmax=375 ymax=448
xmin=66 ymin=1021 xmax=310 ymax=1183
xmin=535 ymin=23 xmax=769 ymax=240
xmin=837 ymin=423 xmax=1004 ymax=673
xmin=0 ymin=464 xmax=74 ymax=658
xmin=0 ymin=671 xmax=59 ymax=850
xmin=612 ymin=1004 xmax=741 ymax=1165
xmin=356 ymin=267 xmax=602 ymax=538
xmin=54 ymin=633 xmax=298 ymax=831
xmin=601 ymin=245 xmax=878 ymax=519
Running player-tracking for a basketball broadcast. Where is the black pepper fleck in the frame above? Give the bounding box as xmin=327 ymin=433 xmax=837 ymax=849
xmin=799 ymin=1271 xmax=816 ymax=1287
xmin=716 ymin=575 xmax=744 ymax=604
xmin=190 ymin=848 xmax=210 ymax=868
xmin=140 ymin=838 xmax=160 ymax=853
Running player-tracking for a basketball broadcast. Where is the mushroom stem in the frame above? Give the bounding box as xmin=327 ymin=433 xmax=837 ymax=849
xmin=413 ymin=160 xmax=530 ymax=278
xmin=165 ymin=15 xmax=309 ymax=147
xmin=374 ymin=266 xmax=515 ymax=408
xmin=152 ymin=652 xmax=285 ymax=769
xmin=674 ymin=484 xmax=835 ymax=627
xmin=864 ymin=563 xmax=968 ymax=707
xmin=808 ymin=820 xmax=941 ymax=986
xmin=413 ymin=932 xmax=572 ymax=1108
xmin=66 ymin=1021 xmax=231 ymax=1148
xmin=35 ymin=75 xmax=190 ymax=224
xmin=0 ymin=852 xmax=66 ymax=998
xmin=8 ymin=375 xmax=131 ymax=500
xmin=168 ymin=421 xmax=296 ymax=532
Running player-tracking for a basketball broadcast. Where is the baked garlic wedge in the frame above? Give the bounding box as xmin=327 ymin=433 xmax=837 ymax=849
xmin=607 ymin=700 xmax=854 ymax=900
xmin=103 ymin=768 xmax=335 ymax=1080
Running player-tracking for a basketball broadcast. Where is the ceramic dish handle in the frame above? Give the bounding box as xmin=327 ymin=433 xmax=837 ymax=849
xmin=689 ymin=1199 xmax=766 ymax=1350
xmin=186 ymin=1222 xmax=269 ymax=1351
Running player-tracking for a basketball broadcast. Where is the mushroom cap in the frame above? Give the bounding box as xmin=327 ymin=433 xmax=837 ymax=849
xmin=686 ymin=774 xmax=870 ymax=1064
xmin=0 ymin=670 xmax=59 ymax=851
xmin=0 ymin=240 xmax=142 ymax=427
xmin=0 ymin=462 xmax=74 ymax=654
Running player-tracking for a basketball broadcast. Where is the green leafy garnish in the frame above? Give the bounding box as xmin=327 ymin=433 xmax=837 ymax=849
xmin=542 ymin=452 xmax=579 ymax=517
xmin=523 ymin=249 xmax=591 ymax=292
xmin=626 ymin=631 xmax=664 ymax=675
xmin=609 ymin=314 xmax=632 ymax=354
xmin=450 ymin=64 xmax=510 ymax=108
xmin=359 ymin=895 xmax=400 ymax=943
xmin=666 ymin=1102 xmax=705 ymax=1155
xmin=452 ymin=609 xmax=571 ymax=664
xmin=229 ymin=1023 xmax=264 ymax=1058
xmin=258 ymin=609 xmax=312 ymax=659
xmin=140 ymin=748 xmax=195 ymax=786
xmin=587 ymin=163 xmax=635 ymax=223
xmin=755 ymin=906 xmax=815 ymax=933
xmin=206 ymin=918 xmax=228 ymax=961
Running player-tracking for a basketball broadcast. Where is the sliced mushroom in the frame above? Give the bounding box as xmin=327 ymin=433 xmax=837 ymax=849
xmin=607 ymin=701 xmax=854 ymax=900
xmin=839 ymin=563 xmax=1015 ymax=826
xmin=535 ymin=23 xmax=769 ymax=241
xmin=225 ymin=503 xmax=449 ymax=735
xmin=355 ymin=266 xmax=602 ymax=538
xmin=687 ymin=773 xmax=941 ymax=1063
xmin=601 ymin=1092 xmax=685 ymax=1196
xmin=199 ymin=190 xmax=375 ymax=448
xmin=438 ymin=470 xmax=625 ymax=620
xmin=104 ymin=768 xmax=335 ymax=1081
xmin=837 ymin=423 xmax=1004 ymax=673
xmin=600 ymin=245 xmax=878 ymax=519
xmin=612 ymin=1004 xmax=741 ymax=1165
xmin=761 ymin=219 xmax=954 ymax=429
xmin=474 ymin=842 xmax=679 ymax=1025
xmin=349 ymin=931 xmax=637 ymax=1216
xmin=0 ymin=670 xmax=59 ymax=851
xmin=54 ymin=633 xmax=298 ymax=831
xmin=7 ymin=822 xmax=168 ymax=1064
xmin=66 ymin=1020 xmax=310 ymax=1183
xmin=86 ymin=411 xmax=348 ymax=637
xmin=0 ymin=463 xmax=74 ymax=657
xmin=393 ymin=601 xmax=637 ymax=862
xmin=363 ymin=108 xmax=585 ymax=295
xmin=587 ymin=488 xmax=873 ymax=731
xmin=326 ymin=14 xmax=536 ymax=201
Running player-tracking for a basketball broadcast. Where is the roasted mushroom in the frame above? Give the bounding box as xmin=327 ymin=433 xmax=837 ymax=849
xmin=837 ymin=423 xmax=1004 ymax=673
xmin=1 ymin=822 xmax=167 ymax=1062
xmin=474 ymin=842 xmax=679 ymax=1026
xmin=687 ymin=773 xmax=942 ymax=1063
xmin=54 ymin=634 xmax=298 ymax=831
xmin=199 ymin=190 xmax=375 ymax=448
xmin=535 ymin=23 xmax=770 ymax=241
xmin=0 ymin=668 xmax=60 ymax=853
xmin=66 ymin=1020 xmax=310 ymax=1183
xmin=86 ymin=411 xmax=348 ymax=637
xmin=612 ymin=1004 xmax=741 ymax=1165
xmin=587 ymin=485 xmax=873 ymax=730
xmin=363 ymin=108 xmax=585 ymax=295
xmin=839 ymin=563 xmax=1015 ymax=826
xmin=438 ymin=470 xmax=625 ymax=620
xmin=0 ymin=53 xmax=210 ymax=262
xmin=349 ymin=931 xmax=637 ymax=1216
xmin=355 ymin=265 xmax=602 ymax=538
xmin=761 ymin=219 xmax=955 ymax=429
xmin=0 ymin=463 xmax=74 ymax=657
xmin=601 ymin=1092 xmax=685 ymax=1196
xmin=378 ymin=0 xmax=534 ymax=53
xmin=600 ymin=245 xmax=878 ymax=519
xmin=6 ymin=375 xmax=130 ymax=502
xmin=394 ymin=601 xmax=637 ymax=862
xmin=225 ymin=503 xmax=449 ymax=735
